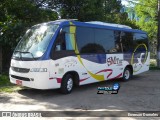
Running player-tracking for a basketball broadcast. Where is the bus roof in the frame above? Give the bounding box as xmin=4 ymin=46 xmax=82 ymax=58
xmin=47 ymin=20 xmax=146 ymax=34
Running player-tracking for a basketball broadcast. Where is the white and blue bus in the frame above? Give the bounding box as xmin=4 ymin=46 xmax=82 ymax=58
xmin=9 ymin=20 xmax=150 ymax=94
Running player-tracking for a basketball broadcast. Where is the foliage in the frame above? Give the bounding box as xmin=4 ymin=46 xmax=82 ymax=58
xmin=0 ymin=74 xmax=25 ymax=92
xmin=149 ymin=59 xmax=160 ymax=70
xmin=0 ymin=0 xmax=58 ymax=48
xmin=0 ymin=74 xmax=12 ymax=87
xmin=0 ymin=0 xmax=139 ymax=71
xmin=0 ymin=0 xmax=58 ymax=71
xmin=44 ymin=0 xmax=122 ymax=22
xmin=56 ymin=0 xmax=138 ymax=28
xmin=149 ymin=67 xmax=160 ymax=70
xmin=0 ymin=0 xmax=136 ymax=49
xmin=135 ymin=0 xmax=157 ymax=41
xmin=56 ymin=0 xmax=104 ymax=21
xmin=150 ymin=59 xmax=157 ymax=67
xmin=106 ymin=12 xmax=139 ymax=29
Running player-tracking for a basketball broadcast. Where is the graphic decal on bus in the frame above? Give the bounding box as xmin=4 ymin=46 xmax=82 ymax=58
xmin=107 ymin=56 xmax=123 ymax=66
xmin=69 ymin=22 xmax=123 ymax=81
xmin=131 ymin=43 xmax=148 ymax=72
xmin=79 ymin=69 xmax=123 ymax=82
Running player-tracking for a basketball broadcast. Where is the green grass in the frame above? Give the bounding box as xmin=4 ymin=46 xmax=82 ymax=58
xmin=149 ymin=59 xmax=160 ymax=70
xmin=0 ymin=86 xmax=22 ymax=93
xmin=149 ymin=67 xmax=160 ymax=70
xmin=0 ymin=74 xmax=12 ymax=87
xmin=150 ymin=59 xmax=157 ymax=67
xmin=0 ymin=74 xmax=22 ymax=93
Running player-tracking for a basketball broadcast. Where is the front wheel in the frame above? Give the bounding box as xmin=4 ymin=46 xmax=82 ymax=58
xmin=60 ymin=74 xmax=74 ymax=94
xmin=122 ymin=67 xmax=132 ymax=81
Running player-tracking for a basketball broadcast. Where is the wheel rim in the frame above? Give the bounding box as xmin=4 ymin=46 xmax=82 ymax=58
xmin=67 ymin=78 xmax=73 ymax=91
xmin=124 ymin=70 xmax=130 ymax=80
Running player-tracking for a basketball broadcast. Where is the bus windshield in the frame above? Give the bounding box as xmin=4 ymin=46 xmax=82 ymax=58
xmin=13 ymin=24 xmax=59 ymax=60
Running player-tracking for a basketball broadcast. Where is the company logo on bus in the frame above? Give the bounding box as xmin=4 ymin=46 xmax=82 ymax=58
xmin=30 ymin=68 xmax=47 ymax=72
xmin=107 ymin=56 xmax=122 ymax=66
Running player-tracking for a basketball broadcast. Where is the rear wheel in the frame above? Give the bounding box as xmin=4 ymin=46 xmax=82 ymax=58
xmin=122 ymin=67 xmax=132 ymax=81
xmin=60 ymin=74 xmax=73 ymax=94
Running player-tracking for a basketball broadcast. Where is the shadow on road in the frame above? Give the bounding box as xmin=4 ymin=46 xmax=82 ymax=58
xmin=18 ymin=78 xmax=123 ymax=97
xmin=17 ymin=75 xmax=142 ymax=97
xmin=16 ymin=75 xmax=147 ymax=111
xmin=2 ymin=71 xmax=159 ymax=111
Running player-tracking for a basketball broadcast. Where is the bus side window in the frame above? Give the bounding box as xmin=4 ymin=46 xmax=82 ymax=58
xmin=94 ymin=29 xmax=114 ymax=53
xmin=55 ymin=27 xmax=75 ymax=51
xmin=121 ymin=32 xmax=133 ymax=52
xmin=114 ymin=31 xmax=122 ymax=53
xmin=133 ymin=33 xmax=148 ymax=47
xmin=55 ymin=31 xmax=66 ymax=51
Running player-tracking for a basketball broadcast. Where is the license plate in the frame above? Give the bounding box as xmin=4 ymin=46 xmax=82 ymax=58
xmin=16 ymin=80 xmax=22 ymax=86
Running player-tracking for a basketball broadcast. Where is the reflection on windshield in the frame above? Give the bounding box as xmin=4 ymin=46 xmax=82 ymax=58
xmin=13 ymin=24 xmax=58 ymax=59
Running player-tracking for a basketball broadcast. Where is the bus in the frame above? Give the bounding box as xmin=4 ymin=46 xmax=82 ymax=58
xmin=9 ymin=19 xmax=150 ymax=94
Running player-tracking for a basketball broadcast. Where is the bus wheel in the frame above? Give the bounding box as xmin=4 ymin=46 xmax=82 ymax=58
xmin=122 ymin=67 xmax=131 ymax=81
xmin=60 ymin=74 xmax=73 ymax=94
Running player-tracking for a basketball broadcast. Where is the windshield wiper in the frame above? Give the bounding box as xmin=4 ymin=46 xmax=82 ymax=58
xmin=14 ymin=51 xmax=35 ymax=60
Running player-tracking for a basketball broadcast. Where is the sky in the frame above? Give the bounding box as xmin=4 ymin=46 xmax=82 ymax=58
xmin=121 ymin=0 xmax=138 ymax=7
xmin=121 ymin=0 xmax=129 ymax=6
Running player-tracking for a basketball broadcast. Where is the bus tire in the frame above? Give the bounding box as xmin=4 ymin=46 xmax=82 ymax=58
xmin=122 ymin=67 xmax=132 ymax=81
xmin=60 ymin=74 xmax=73 ymax=94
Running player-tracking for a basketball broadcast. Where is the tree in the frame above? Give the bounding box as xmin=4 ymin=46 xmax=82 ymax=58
xmin=45 ymin=0 xmax=123 ymax=22
xmin=0 ymin=0 xmax=138 ymax=71
xmin=134 ymin=0 xmax=157 ymax=59
xmin=0 ymin=0 xmax=58 ymax=71
xmin=34 ymin=0 xmax=135 ymax=28
xmin=135 ymin=0 xmax=157 ymax=41
xmin=157 ymin=0 xmax=160 ymax=67
xmin=104 ymin=0 xmax=121 ymax=21
xmin=57 ymin=0 xmax=105 ymax=21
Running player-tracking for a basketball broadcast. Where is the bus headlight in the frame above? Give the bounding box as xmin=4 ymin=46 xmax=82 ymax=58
xmin=30 ymin=68 xmax=47 ymax=72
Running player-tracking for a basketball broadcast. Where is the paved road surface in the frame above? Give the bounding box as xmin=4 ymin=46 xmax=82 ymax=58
xmin=0 ymin=70 xmax=160 ymax=119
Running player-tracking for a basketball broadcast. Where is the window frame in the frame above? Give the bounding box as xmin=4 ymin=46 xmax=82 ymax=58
xmin=53 ymin=25 xmax=76 ymax=52
xmin=120 ymin=31 xmax=134 ymax=53
xmin=50 ymin=25 xmax=76 ymax=60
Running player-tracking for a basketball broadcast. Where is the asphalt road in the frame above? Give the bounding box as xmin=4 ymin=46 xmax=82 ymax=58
xmin=0 ymin=70 xmax=160 ymax=119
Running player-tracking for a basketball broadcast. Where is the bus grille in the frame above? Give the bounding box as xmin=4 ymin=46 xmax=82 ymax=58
xmin=11 ymin=75 xmax=30 ymax=81
xmin=11 ymin=67 xmax=30 ymax=73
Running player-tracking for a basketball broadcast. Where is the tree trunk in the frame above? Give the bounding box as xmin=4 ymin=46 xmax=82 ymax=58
xmin=0 ymin=46 xmax=2 ymax=74
xmin=157 ymin=0 xmax=160 ymax=67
